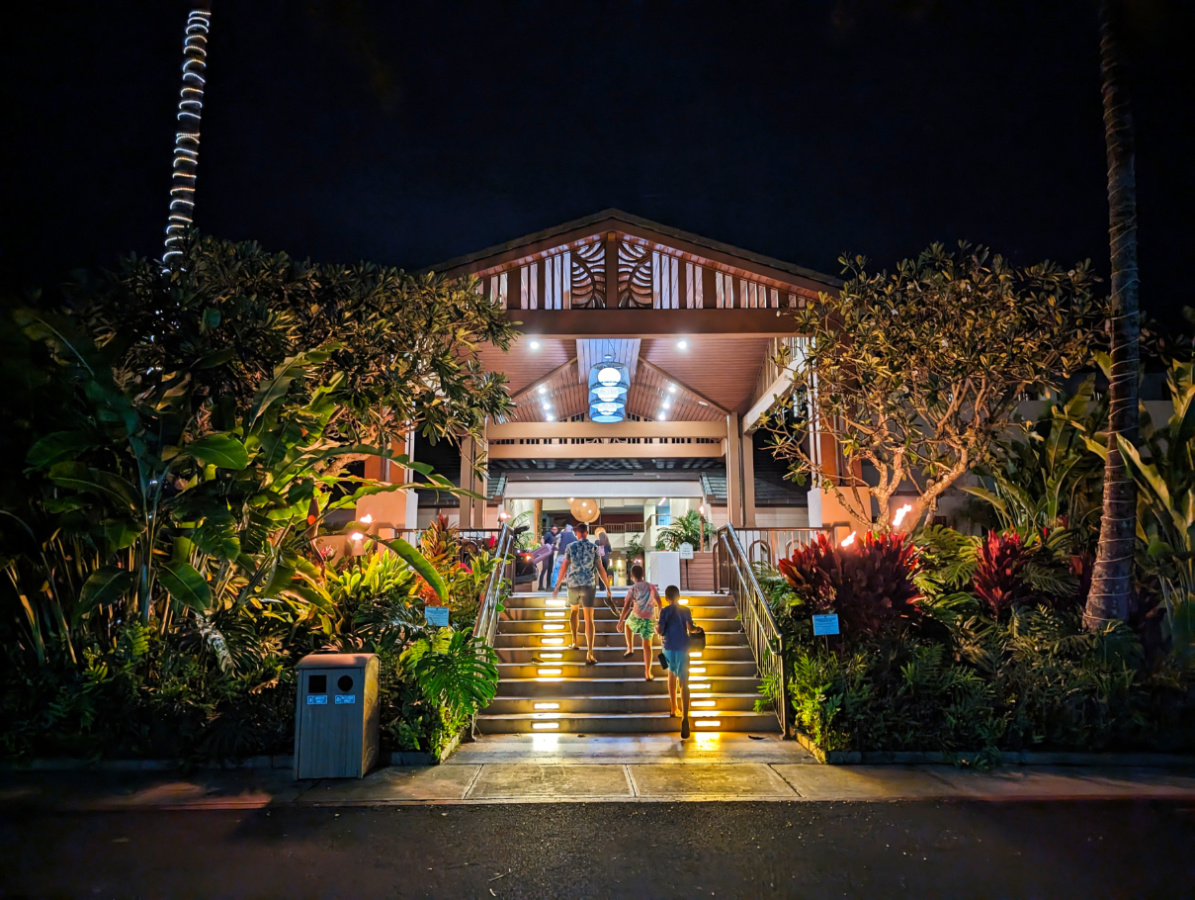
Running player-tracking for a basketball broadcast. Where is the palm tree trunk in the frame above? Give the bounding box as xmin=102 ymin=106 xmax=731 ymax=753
xmin=163 ymin=7 xmax=212 ymax=267
xmin=1085 ymin=0 xmax=1140 ymax=628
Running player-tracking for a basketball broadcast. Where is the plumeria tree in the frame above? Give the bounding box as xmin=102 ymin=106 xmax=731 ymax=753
xmin=764 ymin=243 xmax=1103 ymax=531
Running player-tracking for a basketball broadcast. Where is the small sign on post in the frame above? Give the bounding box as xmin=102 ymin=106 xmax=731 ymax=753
xmin=425 ymin=606 xmax=450 ymax=627
xmin=812 ymin=614 xmax=840 ymax=636
xmin=678 ymin=542 xmax=695 ymax=560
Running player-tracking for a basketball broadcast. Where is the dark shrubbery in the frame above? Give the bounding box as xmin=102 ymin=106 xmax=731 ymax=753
xmin=769 ymin=528 xmax=1195 ymax=758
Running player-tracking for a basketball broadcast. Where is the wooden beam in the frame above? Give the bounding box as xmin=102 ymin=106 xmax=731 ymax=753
xmin=510 ymin=357 xmax=578 ymax=401
xmin=636 ymin=358 xmax=730 ymax=415
xmin=742 ymin=367 xmax=796 ymax=433
xmin=487 ymin=442 xmax=724 ymax=460
xmin=487 ymin=421 xmax=726 ymax=441
xmin=742 ymin=429 xmax=756 ymax=527
xmin=507 ymin=309 xmax=801 ymax=338
xmin=725 ymin=413 xmax=743 ymax=526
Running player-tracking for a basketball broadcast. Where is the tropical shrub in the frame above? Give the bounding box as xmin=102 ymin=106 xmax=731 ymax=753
xmin=1115 ymin=360 xmax=1195 ymax=652
xmin=972 ymin=531 xmax=1033 ymax=618
xmin=776 ymin=533 xmax=921 ymax=636
xmin=654 ymin=510 xmax=714 ymax=551
xmin=0 ymin=234 xmax=514 ymax=764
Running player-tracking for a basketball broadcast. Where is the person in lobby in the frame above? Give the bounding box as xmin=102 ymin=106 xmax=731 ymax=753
xmin=531 ymin=532 xmax=554 ymax=591
xmin=551 ymin=523 xmax=576 ymax=588
xmin=551 ymin=521 xmax=611 ymax=665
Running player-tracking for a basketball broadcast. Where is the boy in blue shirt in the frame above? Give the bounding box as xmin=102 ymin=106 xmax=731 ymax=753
xmin=657 ymin=585 xmax=696 ymax=739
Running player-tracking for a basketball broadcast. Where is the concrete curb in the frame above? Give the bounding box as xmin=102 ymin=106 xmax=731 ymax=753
xmin=0 ymin=751 xmax=445 ymax=773
xmin=793 ymin=732 xmax=1195 ymax=768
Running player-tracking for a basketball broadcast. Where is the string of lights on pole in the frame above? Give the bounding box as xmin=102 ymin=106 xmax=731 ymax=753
xmin=163 ymin=8 xmax=211 ymax=267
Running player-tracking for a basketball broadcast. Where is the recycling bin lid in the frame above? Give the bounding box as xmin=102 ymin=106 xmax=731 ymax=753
xmin=297 ymin=653 xmax=376 ymax=669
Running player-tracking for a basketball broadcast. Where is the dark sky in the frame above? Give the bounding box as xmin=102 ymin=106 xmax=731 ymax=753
xmin=3 ymin=1 xmax=1193 ymax=326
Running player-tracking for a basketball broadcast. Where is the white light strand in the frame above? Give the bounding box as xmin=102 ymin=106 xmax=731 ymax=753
xmin=163 ymin=9 xmax=211 ymax=266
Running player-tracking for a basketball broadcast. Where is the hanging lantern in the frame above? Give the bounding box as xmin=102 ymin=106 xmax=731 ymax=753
xmin=587 ymin=354 xmax=630 ymax=423
xmin=569 ymin=498 xmax=600 ymax=523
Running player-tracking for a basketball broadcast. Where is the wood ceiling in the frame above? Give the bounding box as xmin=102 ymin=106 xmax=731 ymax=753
xmin=478 ymin=335 xmax=769 ymax=424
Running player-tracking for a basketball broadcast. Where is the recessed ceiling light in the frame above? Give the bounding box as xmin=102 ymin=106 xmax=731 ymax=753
xmin=677 ymin=340 xmax=688 ymax=350
xmin=529 ymin=340 xmax=541 ymax=350
xmin=545 ymin=414 xmax=555 ymax=421
xmin=668 ymin=385 xmax=677 ymax=394
xmin=543 ymin=403 xmax=552 ymax=410
xmin=538 ymin=385 xmax=547 ymax=394
xmin=698 ymin=400 xmax=708 ymax=406
xmin=659 ymin=413 xmax=667 ymax=421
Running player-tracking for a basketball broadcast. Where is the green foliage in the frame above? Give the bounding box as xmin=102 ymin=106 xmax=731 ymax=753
xmin=0 ymin=233 xmax=513 ymax=764
xmin=786 ymin=604 xmax=1194 ymax=756
xmin=765 ymin=243 xmax=1103 ymax=530
xmin=1116 ymin=360 xmax=1195 ymax=653
xmin=776 ymin=533 xmax=921 ymax=636
xmin=401 ymin=629 xmax=499 ymax=757
xmin=964 ymin=377 xmax=1106 ymax=535
xmin=654 ymin=510 xmax=714 ymax=551
xmin=912 ymin=525 xmax=979 ymax=597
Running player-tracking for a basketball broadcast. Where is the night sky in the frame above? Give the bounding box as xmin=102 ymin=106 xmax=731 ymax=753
xmin=3 ymin=1 xmax=1193 ymax=327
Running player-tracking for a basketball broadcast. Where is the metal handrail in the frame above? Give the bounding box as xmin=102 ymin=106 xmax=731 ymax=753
xmin=472 ymin=522 xmax=515 ymax=648
xmin=715 ymin=523 xmax=788 ymax=736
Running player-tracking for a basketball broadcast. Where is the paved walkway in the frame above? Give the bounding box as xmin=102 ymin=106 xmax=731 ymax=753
xmin=3 ymin=735 xmax=1195 ymax=809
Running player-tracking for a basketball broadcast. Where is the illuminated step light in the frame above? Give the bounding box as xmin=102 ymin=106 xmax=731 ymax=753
xmin=546 ymin=599 xmax=566 ymax=608
xmin=541 ymin=638 xmax=565 ymax=646
xmin=545 ymin=611 xmax=566 ymax=618
xmin=540 ymin=653 xmax=562 ymax=659
xmin=690 ymin=683 xmax=711 ymax=691
xmin=537 ymin=668 xmax=562 ymax=676
xmin=692 ymin=710 xmax=719 ymax=717
xmin=532 ymin=722 xmax=559 ymax=730
xmin=678 ymin=598 xmax=689 ymax=605
xmin=695 ymin=720 xmax=721 ymax=728
xmin=690 ymin=667 xmax=707 ymax=675
xmin=691 ymin=692 xmax=712 ymax=698
xmin=692 ymin=700 xmax=716 ymax=708
xmin=534 ymin=702 xmax=560 ymax=710
xmin=689 ymin=651 xmax=703 ymax=659
xmin=543 ymin=624 xmax=565 ymax=632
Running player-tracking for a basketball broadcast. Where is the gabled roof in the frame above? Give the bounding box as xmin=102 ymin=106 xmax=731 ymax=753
xmin=428 ymin=209 xmax=841 ymax=295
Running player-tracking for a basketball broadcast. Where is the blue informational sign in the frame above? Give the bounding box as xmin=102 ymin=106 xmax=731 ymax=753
xmin=426 ymin=606 xmax=450 ymax=627
xmin=334 ymin=694 xmax=357 ymax=705
xmin=306 ymin=694 xmax=328 ymax=705
xmin=812 ymin=614 xmax=841 ymax=636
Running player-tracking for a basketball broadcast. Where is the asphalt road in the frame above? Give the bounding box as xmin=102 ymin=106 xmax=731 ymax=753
xmin=2 ymin=800 xmax=1193 ymax=899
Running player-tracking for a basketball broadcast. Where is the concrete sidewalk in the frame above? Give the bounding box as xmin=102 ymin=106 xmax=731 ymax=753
xmin=4 ymin=735 xmax=1195 ymax=809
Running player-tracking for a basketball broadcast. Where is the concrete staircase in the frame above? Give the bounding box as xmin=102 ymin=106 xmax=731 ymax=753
xmin=476 ymin=591 xmax=781 ymax=735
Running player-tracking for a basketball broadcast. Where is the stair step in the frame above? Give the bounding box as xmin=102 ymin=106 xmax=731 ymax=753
xmin=495 ymin=630 xmax=749 ymax=648
xmin=503 ymin=592 xmax=734 ymax=610
xmin=496 ymin=617 xmax=741 ymax=634
xmin=475 ymin=710 xmax=781 ymax=735
xmin=498 ymin=660 xmax=758 ymax=679
xmin=501 ymin=605 xmax=739 ymax=622
xmin=495 ymin=645 xmax=755 ymax=664
xmin=492 ymin=675 xmax=766 ymax=698
xmin=483 ymin=693 xmax=765 ymax=715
